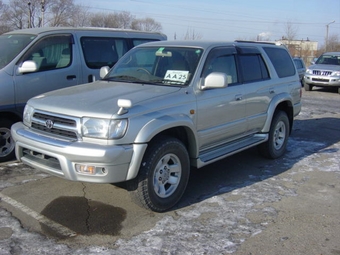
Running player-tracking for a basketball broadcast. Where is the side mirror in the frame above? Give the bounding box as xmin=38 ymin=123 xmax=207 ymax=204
xmin=18 ymin=61 xmax=38 ymax=74
xmin=200 ymin=72 xmax=229 ymax=90
xmin=100 ymin=66 xmax=110 ymax=79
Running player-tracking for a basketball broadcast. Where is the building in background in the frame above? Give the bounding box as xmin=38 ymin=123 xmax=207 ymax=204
xmin=276 ymin=37 xmax=318 ymax=66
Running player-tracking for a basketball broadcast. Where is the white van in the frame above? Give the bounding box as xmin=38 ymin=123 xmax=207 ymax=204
xmin=0 ymin=27 xmax=166 ymax=162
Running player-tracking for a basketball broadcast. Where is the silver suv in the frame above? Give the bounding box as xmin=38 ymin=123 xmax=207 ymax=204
xmin=304 ymin=52 xmax=340 ymax=93
xmin=12 ymin=41 xmax=302 ymax=212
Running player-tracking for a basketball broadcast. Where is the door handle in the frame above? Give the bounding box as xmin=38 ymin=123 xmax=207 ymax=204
xmin=66 ymin=75 xmax=76 ymax=80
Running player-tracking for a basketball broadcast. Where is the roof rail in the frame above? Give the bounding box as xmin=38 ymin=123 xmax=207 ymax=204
xmin=234 ymin=40 xmax=283 ymax=46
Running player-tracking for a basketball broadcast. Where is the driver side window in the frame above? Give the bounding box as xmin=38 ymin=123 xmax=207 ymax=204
xmin=202 ymin=48 xmax=238 ymax=84
xmin=21 ymin=34 xmax=73 ymax=72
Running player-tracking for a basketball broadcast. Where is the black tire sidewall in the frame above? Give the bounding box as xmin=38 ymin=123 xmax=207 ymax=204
xmin=0 ymin=119 xmax=16 ymax=162
xmin=141 ymin=137 xmax=190 ymax=212
xmin=267 ymin=111 xmax=289 ymax=159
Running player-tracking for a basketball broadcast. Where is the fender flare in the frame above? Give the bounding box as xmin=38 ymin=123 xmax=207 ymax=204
xmin=125 ymin=114 xmax=198 ymax=180
xmin=262 ymin=93 xmax=293 ymax=133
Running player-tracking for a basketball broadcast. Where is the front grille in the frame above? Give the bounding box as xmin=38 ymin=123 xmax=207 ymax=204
xmin=33 ymin=112 xmax=76 ymax=127
xmin=312 ymin=70 xmax=332 ymax=76
xmin=31 ymin=111 xmax=79 ymax=140
xmin=312 ymin=78 xmax=330 ymax=82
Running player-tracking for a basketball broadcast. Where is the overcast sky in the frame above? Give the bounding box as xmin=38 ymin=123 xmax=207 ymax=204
xmin=79 ymin=0 xmax=340 ymax=46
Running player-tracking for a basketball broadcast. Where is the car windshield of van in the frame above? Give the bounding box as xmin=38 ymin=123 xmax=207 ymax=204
xmin=315 ymin=55 xmax=340 ymax=65
xmin=0 ymin=34 xmax=36 ymax=69
xmin=104 ymin=46 xmax=203 ymax=86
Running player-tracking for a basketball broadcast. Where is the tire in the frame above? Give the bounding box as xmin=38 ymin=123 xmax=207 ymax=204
xmin=0 ymin=119 xmax=16 ymax=163
xmin=259 ymin=111 xmax=289 ymax=159
xmin=129 ymin=136 xmax=190 ymax=212
xmin=304 ymin=83 xmax=312 ymax=91
xmin=338 ymin=87 xmax=340 ymax=94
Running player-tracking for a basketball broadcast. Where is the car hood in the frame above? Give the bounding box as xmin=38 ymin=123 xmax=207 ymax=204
xmin=29 ymin=80 xmax=182 ymax=118
xmin=309 ymin=64 xmax=340 ymax=71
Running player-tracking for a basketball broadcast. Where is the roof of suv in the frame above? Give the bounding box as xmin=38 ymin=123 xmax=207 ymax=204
xmin=322 ymin=52 xmax=340 ymax=56
xmin=137 ymin=40 xmax=286 ymax=50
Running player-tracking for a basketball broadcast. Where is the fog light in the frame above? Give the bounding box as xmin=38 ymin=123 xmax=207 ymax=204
xmin=75 ymin=164 xmax=96 ymax=175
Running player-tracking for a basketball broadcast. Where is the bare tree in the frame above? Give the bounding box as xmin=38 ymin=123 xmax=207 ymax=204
xmin=0 ymin=0 xmax=89 ymax=30
xmin=131 ymin=17 xmax=162 ymax=32
xmin=0 ymin=1 xmax=162 ymax=33
xmin=0 ymin=0 xmax=11 ymax=33
xmin=90 ymin=12 xmax=121 ymax=28
xmin=320 ymin=34 xmax=340 ymax=52
xmin=183 ymin=28 xmax=203 ymax=40
xmin=284 ymin=21 xmax=299 ymax=42
xmin=68 ymin=4 xmax=91 ymax=27
xmin=5 ymin=0 xmax=42 ymax=29
xmin=48 ymin=0 xmax=80 ymax=27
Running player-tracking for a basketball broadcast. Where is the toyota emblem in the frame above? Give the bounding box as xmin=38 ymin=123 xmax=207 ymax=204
xmin=45 ymin=119 xmax=54 ymax=129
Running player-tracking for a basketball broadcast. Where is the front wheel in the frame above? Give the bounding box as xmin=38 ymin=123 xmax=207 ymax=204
xmin=129 ymin=136 xmax=190 ymax=212
xmin=0 ymin=119 xmax=16 ymax=163
xmin=259 ymin=111 xmax=289 ymax=159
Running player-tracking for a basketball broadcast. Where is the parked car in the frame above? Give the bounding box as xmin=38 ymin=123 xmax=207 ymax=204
xmin=0 ymin=27 xmax=166 ymax=162
xmin=293 ymin=57 xmax=306 ymax=85
xmin=304 ymin=52 xmax=340 ymax=93
xmin=12 ymin=40 xmax=301 ymax=212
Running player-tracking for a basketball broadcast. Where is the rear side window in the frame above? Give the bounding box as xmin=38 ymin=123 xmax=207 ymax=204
xmin=81 ymin=37 xmax=128 ymax=69
xmin=238 ymin=54 xmax=269 ymax=83
xmin=264 ymin=47 xmax=295 ymax=78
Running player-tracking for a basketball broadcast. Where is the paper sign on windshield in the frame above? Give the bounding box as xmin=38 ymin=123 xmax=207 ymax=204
xmin=164 ymin=70 xmax=189 ymax=83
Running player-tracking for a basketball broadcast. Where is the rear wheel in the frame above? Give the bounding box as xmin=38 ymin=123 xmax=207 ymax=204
xmin=259 ymin=111 xmax=289 ymax=159
xmin=129 ymin=136 xmax=190 ymax=212
xmin=0 ymin=119 xmax=16 ymax=163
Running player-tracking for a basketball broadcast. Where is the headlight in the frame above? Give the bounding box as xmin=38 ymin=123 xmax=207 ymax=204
xmin=305 ymin=69 xmax=313 ymax=74
xmin=23 ymin=104 xmax=34 ymax=126
xmin=332 ymin=71 xmax=340 ymax=76
xmin=82 ymin=118 xmax=128 ymax=139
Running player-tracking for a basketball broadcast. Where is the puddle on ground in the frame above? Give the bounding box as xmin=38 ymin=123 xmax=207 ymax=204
xmin=41 ymin=196 xmax=126 ymax=237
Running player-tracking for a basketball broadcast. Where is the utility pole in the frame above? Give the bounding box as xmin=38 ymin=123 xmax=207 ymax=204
xmin=28 ymin=2 xmax=32 ymax=28
xmin=326 ymin=20 xmax=335 ymax=52
xmin=41 ymin=0 xmax=45 ymax=27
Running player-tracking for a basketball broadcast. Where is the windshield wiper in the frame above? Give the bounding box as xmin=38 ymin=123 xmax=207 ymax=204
xmin=150 ymin=79 xmax=186 ymax=86
xmin=103 ymin=75 xmax=146 ymax=83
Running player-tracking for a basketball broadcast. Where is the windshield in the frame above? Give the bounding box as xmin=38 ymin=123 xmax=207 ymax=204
xmin=104 ymin=46 xmax=203 ymax=86
xmin=315 ymin=54 xmax=340 ymax=65
xmin=0 ymin=34 xmax=36 ymax=69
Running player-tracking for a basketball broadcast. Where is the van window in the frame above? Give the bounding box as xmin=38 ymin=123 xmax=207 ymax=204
xmin=239 ymin=54 xmax=269 ymax=83
xmin=21 ymin=34 xmax=73 ymax=72
xmin=264 ymin=47 xmax=295 ymax=78
xmin=0 ymin=34 xmax=36 ymax=69
xmin=81 ymin=37 xmax=128 ymax=69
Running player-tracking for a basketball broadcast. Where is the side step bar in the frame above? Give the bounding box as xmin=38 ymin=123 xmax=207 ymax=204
xmin=195 ymin=134 xmax=268 ymax=168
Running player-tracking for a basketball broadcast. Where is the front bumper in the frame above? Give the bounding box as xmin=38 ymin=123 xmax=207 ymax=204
xmin=11 ymin=122 xmax=136 ymax=183
xmin=304 ymin=75 xmax=340 ymax=87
